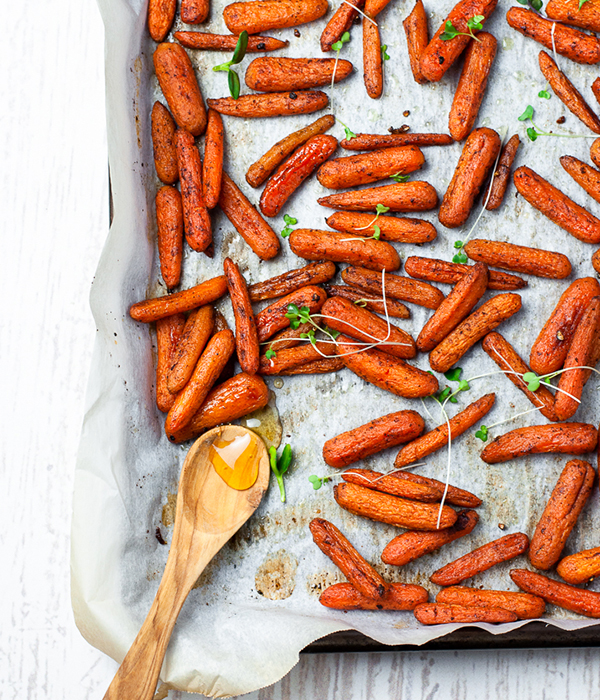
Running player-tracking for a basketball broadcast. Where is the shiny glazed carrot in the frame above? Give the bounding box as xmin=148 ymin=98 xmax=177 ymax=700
xmin=151 ymin=101 xmax=178 ymax=184
xmin=404 ymin=256 xmax=527 ymax=290
xmin=174 ymin=32 xmax=289 ymax=51
xmin=167 ymin=305 xmax=215 ymax=394
xmin=414 ymin=603 xmax=517 ymax=624
xmin=155 ymin=314 xmax=186 ymax=413
xmin=148 ymin=0 xmax=176 ymax=41
xmin=320 ymin=582 xmax=428 ymax=610
xmin=464 ymin=239 xmax=572 ymax=279
xmin=403 ymin=0 xmax=429 ymax=84
xmin=203 ymin=109 xmax=224 ymax=209
xmin=255 ymin=285 xmax=327 ymax=342
xmin=340 ymin=133 xmax=454 ymax=150
xmin=181 ymin=0 xmax=209 ymax=24
xmin=278 ymin=357 xmax=344 ymax=374
xmin=249 ymin=262 xmax=336 ymax=302
xmin=557 ymin=546 xmax=600 ymax=585
xmin=511 ymin=568 xmax=600 ymax=618
xmin=363 ymin=16 xmax=383 ymax=99
xmin=262 ymin=322 xmax=311 ymax=354
xmin=223 ymin=258 xmax=259 ymax=376
xmin=388 ymin=474 xmax=481 ymax=508
xmin=326 ymin=212 xmax=436 ymax=243
xmin=483 ymin=134 xmax=521 ymax=210
xmin=341 ymin=266 xmax=445 ymax=309
xmin=560 ymin=155 xmax=600 ymax=204
xmin=341 ymin=468 xmax=443 ymax=502
xmin=245 ymin=57 xmax=353 ymax=91
xmin=318 ymin=181 xmax=438 ymax=212
xmin=436 ymin=586 xmax=545 ymax=620
xmin=593 ymin=248 xmax=600 ymax=275
xmin=323 ymin=284 xmax=411 ymax=319
xmin=155 ymin=186 xmax=183 ymax=290
xmin=130 ymin=276 xmax=228 ymax=322
xmin=207 ymin=91 xmax=329 ymax=117
xmin=223 ymin=0 xmax=328 ymax=34
xmin=259 ymin=341 xmax=335 ymax=374
xmin=320 ymin=0 xmax=365 ymax=52
xmin=546 ymin=0 xmax=600 ymax=32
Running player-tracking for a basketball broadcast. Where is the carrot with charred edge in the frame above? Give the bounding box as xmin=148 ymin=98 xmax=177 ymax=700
xmin=341 ymin=469 xmax=443 ymax=502
xmin=511 ymin=569 xmax=600 ymax=618
xmin=155 ymin=186 xmax=183 ymax=290
xmin=529 ymin=277 xmax=600 ymax=375
xmin=153 ymin=43 xmax=207 ymax=137
xmin=245 ymin=57 xmax=353 ymax=92
xmin=167 ymin=306 xmax=215 ymax=394
xmin=483 ymin=134 xmax=521 ymax=210
xmin=181 ymin=0 xmax=208 ymax=24
xmin=260 ymin=135 xmax=338 ymax=217
xmin=318 ymin=181 xmax=438 ymax=212
xmin=321 ymin=0 xmax=365 ymax=52
xmin=165 ymin=329 xmax=236 ymax=436
xmin=289 ymin=229 xmax=400 ymax=272
xmin=449 ymin=32 xmax=497 ymax=142
xmin=334 ymin=482 xmax=458 ymax=531
xmin=322 ymin=410 xmax=425 ymax=468
xmin=207 ymin=91 xmax=329 ymax=118
xmin=557 ymin=547 xmax=600 ymax=585
xmin=223 ymin=258 xmax=259 ymax=376
xmin=506 ymin=7 xmax=600 ymax=65
xmin=203 ymin=109 xmax=224 ymax=210
xmin=259 ymin=341 xmax=336 ymax=375
xmin=148 ymin=0 xmax=176 ymax=41
xmin=560 ymin=155 xmax=600 ymax=205
xmin=464 ymin=239 xmax=572 ymax=279
xmin=555 ymin=298 xmax=600 ymax=420
xmin=394 ymin=393 xmax=496 ymax=468
xmin=151 ymin=102 xmax=179 ymax=185
xmin=389 ymin=475 xmax=481 ymax=508
xmin=417 ymin=262 xmax=489 ymax=353
xmin=279 ymin=357 xmax=344 ymax=374
xmin=594 ymin=77 xmax=600 ymax=107
xmin=249 ymin=262 xmax=336 ymax=304
xmin=335 ymin=334 xmax=439 ymax=398
xmin=246 ymin=115 xmax=335 ymax=188
xmin=310 ymin=518 xmax=389 ymax=598
xmin=480 ymin=423 xmax=598 ymax=464
xmin=255 ymin=285 xmax=327 ymax=342
xmin=156 ymin=314 xmax=186 ymax=413
xmin=175 ymin=32 xmax=289 ymax=51
xmin=414 ymin=603 xmax=517 ymax=625
xmin=323 ymin=285 xmax=411 ymax=319
xmin=320 ymin=582 xmax=428 ymax=610
xmin=130 ymin=276 xmax=228 ymax=323
xmin=341 ymin=266 xmax=445 ymax=310
xmin=546 ymin=0 xmax=600 ymax=32
xmin=419 ymin=0 xmax=499 ymax=83
xmin=404 ymin=256 xmax=527 ymax=291
xmin=317 ymin=146 xmax=424 ymax=190
xmin=594 ymin=139 xmax=600 ymax=170
xmin=439 ymin=127 xmax=501 ymax=229
xmin=218 ymin=172 xmax=280 ymax=260
xmin=262 ymin=322 xmax=312 ymax=354
xmin=481 ymin=332 xmax=558 ymax=422
xmin=403 ymin=0 xmax=429 ymax=85
xmin=326 ymin=211 xmax=437 ymax=243
xmin=539 ymin=51 xmax=600 ymax=134
xmin=363 ymin=16 xmax=383 ymax=100
xmin=381 ymin=510 xmax=479 ymax=565
xmin=321 ymin=296 xmax=416 ymax=358
xmin=430 ymin=533 xmax=530 ymax=586
xmin=223 ymin=0 xmax=328 ymax=34
xmin=514 ymin=166 xmax=600 ymax=244
xmin=175 ymin=129 xmax=212 ymax=253
xmin=168 ymin=372 xmax=270 ymax=443
xmin=436 ymin=586 xmax=546 ymax=620
xmin=340 ymin=133 xmax=454 ymax=150
xmin=429 ymin=294 xmax=522 ymax=373
xmin=529 ymin=460 xmax=595 ymax=571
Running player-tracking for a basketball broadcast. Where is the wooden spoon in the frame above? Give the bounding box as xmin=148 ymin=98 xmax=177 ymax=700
xmin=102 ymin=425 xmax=270 ymax=700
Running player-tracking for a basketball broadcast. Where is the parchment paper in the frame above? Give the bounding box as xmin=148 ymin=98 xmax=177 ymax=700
xmin=72 ymin=0 xmax=600 ymax=696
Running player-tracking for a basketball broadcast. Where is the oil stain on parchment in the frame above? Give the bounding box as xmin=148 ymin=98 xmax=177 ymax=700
xmin=255 ymin=550 xmax=298 ymax=600
xmin=161 ymin=491 xmax=177 ymax=528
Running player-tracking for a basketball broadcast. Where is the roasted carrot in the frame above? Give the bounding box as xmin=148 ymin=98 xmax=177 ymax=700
xmin=335 ymin=334 xmax=439 ymax=398
xmin=278 ymin=357 xmax=344 ymax=374
xmin=245 ymin=57 xmax=353 ymax=91
xmin=429 ymin=294 xmax=522 ymax=373
xmin=318 ymin=181 xmax=438 ymax=212
xmin=506 ymin=7 xmax=600 ymax=65
xmin=181 ymin=0 xmax=208 ymax=24
xmin=593 ymin=247 xmax=600 ymax=275
xmin=481 ymin=332 xmax=558 ymax=422
xmin=323 ymin=410 xmax=424 ymax=468
xmin=260 ymin=135 xmax=338 ymax=217
xmin=249 ymin=262 xmax=336 ymax=303
xmin=557 ymin=547 xmax=600 ymax=585
xmin=341 ymin=468 xmax=443 ymax=503
xmin=310 ymin=518 xmax=389 ymax=598
xmin=529 ymin=277 xmax=600 ymax=375
xmin=130 ymin=276 xmax=228 ymax=323
xmin=321 ymin=0 xmax=365 ymax=52
xmin=155 ymin=314 xmax=186 ymax=413
xmin=246 ymin=114 xmax=335 ymax=188
xmin=175 ymin=32 xmax=289 ymax=51
xmin=560 ymin=155 xmax=600 ymax=204
xmin=381 ymin=510 xmax=479 ymax=565
xmin=594 ymin=76 xmax=600 ymax=107
xmin=202 ymin=109 xmax=224 ymax=209
xmin=341 ymin=266 xmax=445 ymax=309
xmin=223 ymin=0 xmax=329 ymax=34
xmin=289 ymin=229 xmax=400 ymax=272
xmin=430 ymin=533 xmax=530 ymax=586
xmin=320 ymin=582 xmax=428 ymax=610
xmin=436 ymin=586 xmax=546 ymax=620
xmin=403 ymin=0 xmax=429 ymax=85
xmin=480 ymin=423 xmax=598 ymax=464
xmin=155 ymin=186 xmax=183 ymax=290
xmin=167 ymin=305 xmax=215 ymax=394
xmin=539 ymin=51 xmax=600 ymax=134
xmin=464 ymin=239 xmax=572 ymax=279
xmin=323 ymin=284 xmax=411 ymax=319
xmin=218 ymin=172 xmax=280 ymax=260
xmin=449 ymin=32 xmax=497 ymax=142
xmin=511 ymin=568 xmax=600 ymax=618
xmin=340 ymin=133 xmax=454 ymax=150
xmin=546 ymin=0 xmax=600 ymax=32
xmin=326 ymin=211 xmax=437 ymax=243
xmin=148 ymin=0 xmax=176 ymax=42
xmin=414 ymin=603 xmax=517 ymax=624
xmin=223 ymin=258 xmax=259 ymax=376
xmin=417 ymin=262 xmax=489 ymax=353
xmin=262 ymin=322 xmax=311 ymax=354
xmin=259 ymin=341 xmax=335 ymax=374
xmin=255 ymin=285 xmax=327 ymax=342
xmin=153 ymin=43 xmax=207 ymax=137
xmin=334 ymin=482 xmax=458 ymax=531
xmin=529 ymin=460 xmax=595 ymax=570
xmin=363 ymin=15 xmax=383 ymax=99
xmin=483 ymin=133 xmax=521 ymax=210
xmin=394 ymin=393 xmax=496 ymax=468
xmin=404 ymin=256 xmax=527 ymax=291
xmin=317 ymin=146 xmax=424 ymax=189
xmin=151 ymin=101 xmax=179 ymax=185
xmin=439 ymin=127 xmax=501 ymax=228
xmin=388 ymin=474 xmax=481 ymax=508
xmin=207 ymin=91 xmax=329 ymax=118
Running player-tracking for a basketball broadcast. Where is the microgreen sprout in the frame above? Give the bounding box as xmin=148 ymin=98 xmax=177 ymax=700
xmin=337 ymin=117 xmax=357 ymax=141
xmin=265 ymin=348 xmax=277 ymax=360
xmin=440 ymin=15 xmax=485 ymax=43
xmin=213 ymin=31 xmax=249 ymax=99
xmin=381 ymin=44 xmax=390 ymax=61
xmin=580 ymin=0 xmax=589 ymax=8
xmin=269 ymin=444 xmax=293 ymax=502
xmin=538 ymin=88 xmax=551 ymax=100
xmin=331 ymin=31 xmax=350 ymax=92
xmin=390 ymin=173 xmax=410 ymax=183
xmin=308 ymin=474 xmax=331 ymax=490
xmin=453 ymin=240 xmax=468 ymax=264
xmin=281 ymin=214 xmax=297 ymax=238
xmin=475 ymin=425 xmax=489 ymax=441
xmin=518 ymin=104 xmax=597 ymax=141
xmin=516 ymin=0 xmax=543 ymax=10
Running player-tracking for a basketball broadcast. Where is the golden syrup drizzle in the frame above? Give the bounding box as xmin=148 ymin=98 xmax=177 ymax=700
xmin=209 ymin=433 xmax=259 ymax=491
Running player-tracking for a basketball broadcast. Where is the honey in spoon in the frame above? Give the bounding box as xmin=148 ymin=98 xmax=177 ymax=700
xmin=209 ymin=432 xmax=259 ymax=490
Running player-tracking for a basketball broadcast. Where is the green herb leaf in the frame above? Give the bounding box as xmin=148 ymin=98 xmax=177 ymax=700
xmin=231 ymin=31 xmax=249 ymax=65
xmin=475 ymin=425 xmax=489 ymax=441
xmin=391 ymin=172 xmax=410 ymax=182
xmin=522 ymin=371 xmax=541 ymax=391
xmin=332 ymin=32 xmax=351 ymax=52
xmin=372 ymin=224 xmax=381 ymax=240
xmin=228 ymin=69 xmax=241 ymax=99
xmin=440 ymin=20 xmax=459 ymax=41
xmin=308 ymin=475 xmax=323 ymax=490
xmin=278 ymin=444 xmax=293 ymax=475
xmin=325 ymin=326 xmax=340 ymax=339
xmin=527 ymin=126 xmax=539 ymax=142
xmin=286 ymin=303 xmax=299 ymax=316
xmin=454 ymin=240 xmax=464 ymax=249
xmin=213 ymin=60 xmax=232 ymax=72
xmin=467 ymin=14 xmax=485 ymax=30
xmin=376 ymin=203 xmax=390 ymax=215
xmin=538 ymin=89 xmax=551 ymax=99
xmin=531 ymin=0 xmax=543 ymax=9
xmin=444 ymin=368 xmax=463 ymax=382
xmin=354 ymin=298 xmax=368 ymax=308
xmin=453 ymin=252 xmax=468 ymax=264
xmin=519 ymin=105 xmax=534 ymax=121
xmin=458 ymin=379 xmax=470 ymax=392
xmin=435 ymin=387 xmax=452 ymax=404
xmin=269 ymin=445 xmax=293 ymax=502
xmin=344 ymin=126 xmax=357 ymax=140
xmin=283 ymin=214 xmax=297 ymax=225
xmin=265 ymin=349 xmax=277 ymax=360
xmin=579 ymin=0 xmax=589 ymax=8
xmin=381 ymin=44 xmax=390 ymax=61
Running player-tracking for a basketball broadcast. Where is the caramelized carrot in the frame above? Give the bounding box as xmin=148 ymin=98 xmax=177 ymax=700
xmin=259 ymin=341 xmax=335 ymax=374
xmin=155 ymin=186 xmax=183 ymax=290
xmin=207 ymin=91 xmax=329 ymax=117
xmin=363 ymin=15 xmax=383 ymax=99
xmin=464 ymin=239 xmax=572 ymax=279
xmin=546 ymin=0 xmax=600 ymax=32
xmin=387 ymin=474 xmax=481 ymax=508
xmin=318 ymin=181 xmax=438 ymax=212
xmin=181 ymin=0 xmax=209 ymax=23
xmin=255 ymin=285 xmax=327 ymax=342
xmin=167 ymin=305 xmax=215 ymax=394
xmin=414 ymin=603 xmax=517 ymax=624
xmin=560 ymin=155 xmax=600 ymax=204
xmin=174 ymin=32 xmax=289 ymax=52
xmin=436 ymin=586 xmax=545 ymax=620
xmin=341 ymin=266 xmax=445 ymax=309
xmin=403 ymin=0 xmax=429 ymax=84
xmin=511 ymin=568 xmax=600 ymax=618
xmin=326 ymin=212 xmax=437 ymax=243
xmin=557 ymin=546 xmax=600 ymax=585
xmin=321 ymin=0 xmax=365 ymax=52
xmin=249 ymin=262 xmax=336 ymax=302
xmin=202 ymin=109 xmax=224 ymax=209
xmin=245 ymin=57 xmax=353 ymax=91
xmin=223 ymin=0 xmax=329 ymax=34
xmin=176 ymin=129 xmax=212 ymax=253
xmin=223 ymin=258 xmax=259 ymax=376
xmin=320 ymin=582 xmax=428 ymax=610
xmin=148 ymin=0 xmax=176 ymax=42
xmin=151 ymin=101 xmax=178 ymax=185
xmin=323 ymin=284 xmax=411 ymax=319
xmin=404 ymin=256 xmax=527 ymax=291
xmin=340 ymin=133 xmax=454 ymax=150
xmin=341 ymin=468 xmax=442 ymax=502
xmin=483 ymin=134 xmax=521 ymax=210
xmin=155 ymin=314 xmax=186 ymax=413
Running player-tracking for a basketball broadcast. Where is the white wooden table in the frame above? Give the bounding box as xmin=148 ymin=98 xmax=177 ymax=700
xmin=3 ymin=1 xmax=600 ymax=698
